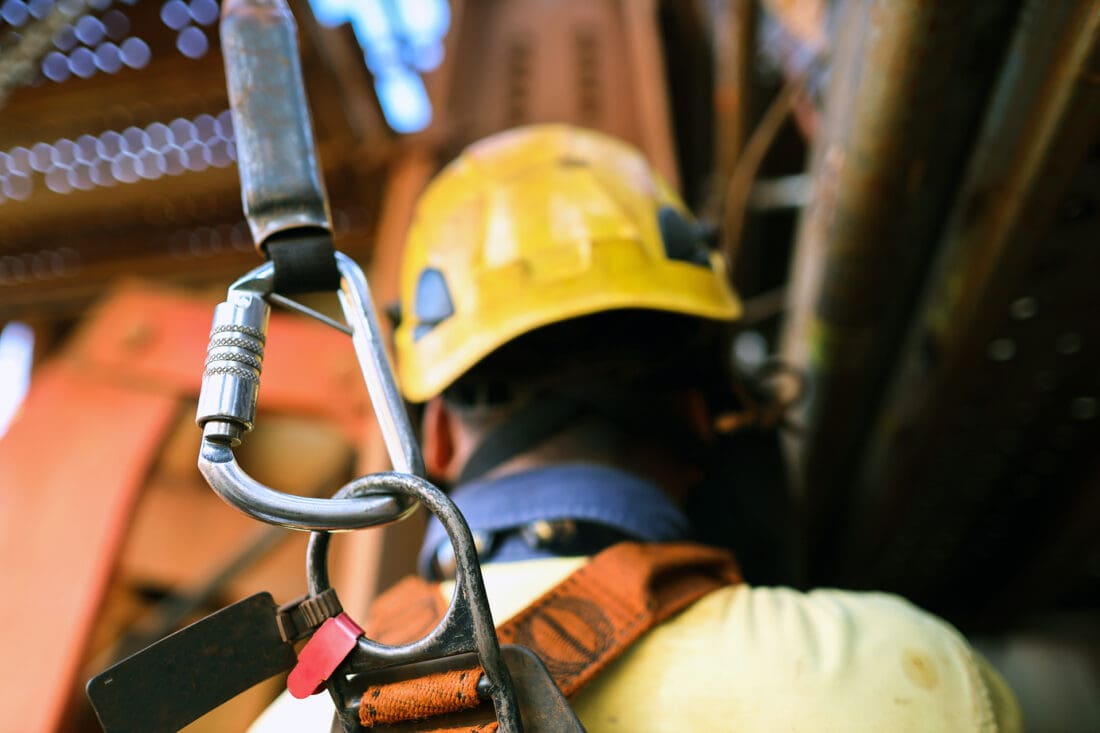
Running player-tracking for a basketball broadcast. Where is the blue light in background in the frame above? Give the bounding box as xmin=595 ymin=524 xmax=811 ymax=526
xmin=308 ymin=0 xmax=450 ymax=134
xmin=375 ymin=68 xmax=434 ymax=133
xmin=0 ymin=322 xmax=34 ymax=440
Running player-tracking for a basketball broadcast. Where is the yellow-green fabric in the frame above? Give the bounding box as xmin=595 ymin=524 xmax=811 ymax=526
xmin=249 ymin=556 xmax=1022 ymax=732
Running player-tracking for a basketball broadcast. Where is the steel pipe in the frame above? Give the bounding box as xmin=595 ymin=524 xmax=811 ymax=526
xmin=779 ymin=0 xmax=1024 ymax=579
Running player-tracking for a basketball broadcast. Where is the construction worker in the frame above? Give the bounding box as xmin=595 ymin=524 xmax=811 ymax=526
xmin=250 ymin=124 xmax=1021 ymax=731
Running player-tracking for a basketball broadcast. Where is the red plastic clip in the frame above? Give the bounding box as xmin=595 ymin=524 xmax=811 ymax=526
xmin=286 ymin=612 xmax=364 ymax=698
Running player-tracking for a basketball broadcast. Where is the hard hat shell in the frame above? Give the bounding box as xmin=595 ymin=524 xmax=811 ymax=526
xmin=396 ymin=124 xmax=742 ymax=402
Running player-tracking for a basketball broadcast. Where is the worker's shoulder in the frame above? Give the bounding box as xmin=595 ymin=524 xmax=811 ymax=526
xmin=571 ymin=583 xmax=1020 ymax=732
xmin=695 ymin=583 xmax=968 ymax=649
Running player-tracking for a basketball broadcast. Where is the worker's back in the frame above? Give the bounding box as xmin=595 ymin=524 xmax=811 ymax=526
xmin=251 ymin=545 xmax=1020 ymax=732
xmin=473 ymin=557 xmax=1020 ymax=732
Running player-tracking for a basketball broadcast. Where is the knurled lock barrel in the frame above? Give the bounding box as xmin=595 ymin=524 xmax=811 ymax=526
xmin=196 ymin=292 xmax=271 ymax=445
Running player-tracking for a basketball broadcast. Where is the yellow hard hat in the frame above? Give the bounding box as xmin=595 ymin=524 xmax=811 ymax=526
xmin=395 ymin=124 xmax=742 ymax=403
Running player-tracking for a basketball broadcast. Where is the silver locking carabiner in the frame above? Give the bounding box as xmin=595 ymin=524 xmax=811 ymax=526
xmin=195 ymin=252 xmax=423 ymax=531
xmin=195 ymin=0 xmax=427 ymax=532
xmin=184 ymin=2 xmax=581 ymax=731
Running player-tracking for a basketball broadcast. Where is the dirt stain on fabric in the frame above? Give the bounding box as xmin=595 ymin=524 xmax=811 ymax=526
xmin=903 ymin=649 xmax=939 ymax=690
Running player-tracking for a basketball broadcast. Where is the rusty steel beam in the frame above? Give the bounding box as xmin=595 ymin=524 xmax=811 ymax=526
xmin=439 ymin=0 xmax=680 ymax=187
xmin=779 ymin=0 xmax=1023 ymax=579
xmin=844 ymin=0 xmax=1100 ymax=608
xmin=709 ymin=0 xmax=756 ymax=216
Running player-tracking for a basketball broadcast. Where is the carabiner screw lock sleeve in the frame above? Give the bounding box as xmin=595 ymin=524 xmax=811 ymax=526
xmin=196 ymin=291 xmax=271 ymax=446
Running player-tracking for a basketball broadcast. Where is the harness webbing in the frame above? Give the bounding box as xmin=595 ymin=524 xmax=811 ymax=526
xmin=266 ymin=230 xmax=341 ymax=295
xmin=358 ymin=541 xmax=742 ymax=731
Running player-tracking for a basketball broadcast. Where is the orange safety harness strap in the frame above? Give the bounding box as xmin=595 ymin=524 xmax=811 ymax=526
xmin=358 ymin=541 xmax=742 ymax=731
xmin=0 ymin=360 xmax=179 ymax=733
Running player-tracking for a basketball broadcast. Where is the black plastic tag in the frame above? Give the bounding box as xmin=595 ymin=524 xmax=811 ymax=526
xmin=87 ymin=592 xmax=297 ymax=733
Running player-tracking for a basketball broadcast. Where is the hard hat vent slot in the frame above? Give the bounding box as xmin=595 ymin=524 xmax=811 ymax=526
xmin=413 ymin=267 xmax=455 ymax=340
xmin=658 ymin=206 xmax=711 ymax=267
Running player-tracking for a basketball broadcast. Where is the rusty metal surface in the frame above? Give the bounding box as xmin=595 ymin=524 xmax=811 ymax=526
xmin=439 ymin=0 xmax=680 ymax=187
xmin=710 ymin=0 xmax=757 ymax=212
xmin=220 ymin=0 xmax=332 ymax=249
xmin=0 ymin=1 xmax=386 ymax=321
xmin=841 ymin=0 xmax=1100 ymax=620
xmin=779 ymin=0 xmax=1024 ymax=578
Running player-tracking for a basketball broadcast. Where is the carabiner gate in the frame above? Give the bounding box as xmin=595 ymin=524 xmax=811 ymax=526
xmin=195 ymin=254 xmax=423 ymax=532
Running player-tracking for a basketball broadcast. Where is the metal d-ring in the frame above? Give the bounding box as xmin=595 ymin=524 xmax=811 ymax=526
xmin=196 ymin=254 xmax=424 ymax=532
xmin=306 ymin=472 xmax=522 ymax=733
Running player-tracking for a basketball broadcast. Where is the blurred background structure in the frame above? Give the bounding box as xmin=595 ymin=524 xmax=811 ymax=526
xmin=0 ymin=0 xmax=1098 ymax=731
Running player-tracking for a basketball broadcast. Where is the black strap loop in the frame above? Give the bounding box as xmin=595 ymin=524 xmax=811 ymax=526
xmin=265 ymin=229 xmax=341 ymax=295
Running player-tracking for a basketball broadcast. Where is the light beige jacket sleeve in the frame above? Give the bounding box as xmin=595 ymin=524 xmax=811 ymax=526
xmin=250 ymin=557 xmax=1022 ymax=732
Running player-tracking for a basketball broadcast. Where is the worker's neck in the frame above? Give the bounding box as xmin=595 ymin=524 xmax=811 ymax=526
xmin=469 ymin=453 xmax=694 ymax=506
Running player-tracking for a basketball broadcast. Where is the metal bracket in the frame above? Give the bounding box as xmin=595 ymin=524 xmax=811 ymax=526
xmin=306 ymin=473 xmax=526 ymax=733
xmin=331 ymin=646 xmax=586 ymax=732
